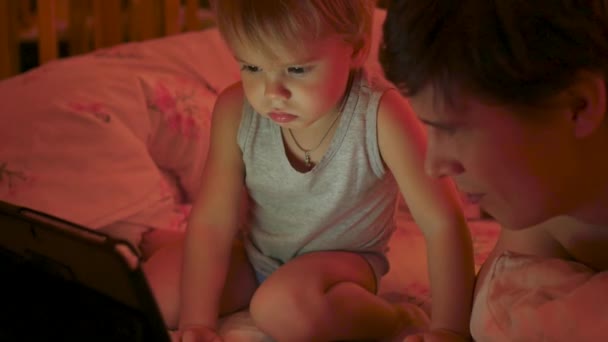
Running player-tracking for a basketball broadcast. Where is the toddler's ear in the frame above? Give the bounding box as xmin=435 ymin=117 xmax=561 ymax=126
xmin=350 ymin=38 xmax=370 ymax=68
xmin=570 ymin=72 xmax=607 ymax=138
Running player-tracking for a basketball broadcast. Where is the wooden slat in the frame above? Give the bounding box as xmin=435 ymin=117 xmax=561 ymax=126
xmin=0 ymin=0 xmax=20 ymax=79
xmin=92 ymin=0 xmax=122 ymax=49
xmin=18 ymin=0 xmax=36 ymax=34
xmin=184 ymin=0 xmax=201 ymax=31
xmin=37 ymin=0 xmax=59 ymax=64
xmin=55 ymin=0 xmax=69 ymax=24
xmin=163 ymin=0 xmax=180 ymax=36
xmin=129 ymin=0 xmax=163 ymax=41
xmin=68 ymin=0 xmax=92 ymax=55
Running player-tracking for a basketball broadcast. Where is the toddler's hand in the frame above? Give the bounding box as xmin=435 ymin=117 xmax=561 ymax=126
xmin=403 ymin=329 xmax=470 ymax=342
xmin=170 ymin=325 xmax=223 ymax=342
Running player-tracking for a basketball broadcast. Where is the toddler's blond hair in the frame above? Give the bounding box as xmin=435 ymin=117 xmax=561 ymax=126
xmin=212 ymin=0 xmax=376 ymax=60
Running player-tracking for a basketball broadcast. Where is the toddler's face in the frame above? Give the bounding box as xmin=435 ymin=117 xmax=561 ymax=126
xmin=409 ymin=87 xmax=580 ymax=229
xmin=230 ymin=35 xmax=357 ymax=130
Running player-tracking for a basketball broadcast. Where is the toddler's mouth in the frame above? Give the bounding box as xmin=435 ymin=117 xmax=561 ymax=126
xmin=268 ymin=111 xmax=298 ymax=123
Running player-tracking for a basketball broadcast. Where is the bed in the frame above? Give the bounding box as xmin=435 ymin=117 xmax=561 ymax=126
xmin=0 ymin=5 xmax=501 ymax=341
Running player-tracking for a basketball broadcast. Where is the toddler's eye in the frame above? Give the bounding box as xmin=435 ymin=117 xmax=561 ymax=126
xmin=241 ymin=65 xmax=260 ymax=73
xmin=287 ymin=66 xmax=307 ymax=74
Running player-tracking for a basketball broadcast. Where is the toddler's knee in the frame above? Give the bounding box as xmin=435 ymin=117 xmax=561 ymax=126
xmin=249 ymin=283 xmax=322 ymax=341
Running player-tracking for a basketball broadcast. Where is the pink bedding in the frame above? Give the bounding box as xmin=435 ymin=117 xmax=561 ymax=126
xmin=0 ymin=28 xmax=238 ymax=230
xmin=471 ymin=251 xmax=608 ymax=341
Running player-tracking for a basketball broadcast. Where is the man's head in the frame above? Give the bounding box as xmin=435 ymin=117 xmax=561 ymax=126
xmin=380 ymin=0 xmax=608 ymax=229
xmin=380 ymin=0 xmax=608 ymax=109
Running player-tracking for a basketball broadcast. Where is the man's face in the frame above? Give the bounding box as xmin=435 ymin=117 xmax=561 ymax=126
xmin=409 ymin=86 xmax=579 ymax=229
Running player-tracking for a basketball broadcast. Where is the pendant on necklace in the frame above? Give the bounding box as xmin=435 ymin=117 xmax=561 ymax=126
xmin=304 ymin=151 xmax=312 ymax=169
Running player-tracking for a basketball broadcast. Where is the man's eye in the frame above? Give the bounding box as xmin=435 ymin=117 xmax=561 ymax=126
xmin=241 ymin=65 xmax=260 ymax=72
xmin=436 ymin=126 xmax=457 ymax=135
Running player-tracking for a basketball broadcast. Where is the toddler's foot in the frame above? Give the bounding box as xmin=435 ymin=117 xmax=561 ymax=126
xmin=384 ymin=302 xmax=430 ymax=342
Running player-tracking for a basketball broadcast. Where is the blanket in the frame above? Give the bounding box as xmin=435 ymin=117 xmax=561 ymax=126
xmin=471 ymin=251 xmax=608 ymax=341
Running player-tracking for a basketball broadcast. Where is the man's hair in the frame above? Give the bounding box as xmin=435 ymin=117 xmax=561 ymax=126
xmin=380 ymin=0 xmax=608 ymax=107
xmin=212 ymin=0 xmax=376 ymax=59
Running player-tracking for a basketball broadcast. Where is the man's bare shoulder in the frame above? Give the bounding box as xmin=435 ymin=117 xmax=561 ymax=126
xmin=489 ymin=217 xmax=608 ymax=270
xmin=496 ymin=222 xmax=568 ymax=259
xmin=543 ymin=216 xmax=608 ymax=271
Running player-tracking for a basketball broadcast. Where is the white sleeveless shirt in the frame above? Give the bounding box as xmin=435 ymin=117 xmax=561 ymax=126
xmin=237 ymin=68 xmax=399 ymax=279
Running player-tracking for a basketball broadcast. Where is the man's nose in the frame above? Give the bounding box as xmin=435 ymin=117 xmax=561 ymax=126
xmin=424 ymin=145 xmax=464 ymax=178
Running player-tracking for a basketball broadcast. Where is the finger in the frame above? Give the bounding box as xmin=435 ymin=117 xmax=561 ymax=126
xmin=168 ymin=330 xmax=180 ymax=342
xmin=180 ymin=330 xmax=197 ymax=342
xmin=404 ymin=334 xmax=424 ymax=342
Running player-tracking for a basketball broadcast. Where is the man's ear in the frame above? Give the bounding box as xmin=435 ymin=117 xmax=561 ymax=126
xmin=569 ymin=72 xmax=607 ymax=138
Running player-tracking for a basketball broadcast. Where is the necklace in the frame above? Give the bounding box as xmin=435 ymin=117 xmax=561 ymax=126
xmin=287 ymin=73 xmax=353 ymax=170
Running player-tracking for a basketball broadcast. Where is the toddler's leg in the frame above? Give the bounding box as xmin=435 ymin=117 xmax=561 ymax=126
xmin=143 ymin=238 xmax=257 ymax=329
xmin=249 ymin=251 xmax=407 ymax=341
xmin=97 ymin=222 xmax=149 ymax=256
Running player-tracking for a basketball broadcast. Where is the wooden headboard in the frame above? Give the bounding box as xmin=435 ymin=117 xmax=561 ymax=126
xmin=0 ymin=0 xmax=213 ymax=80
